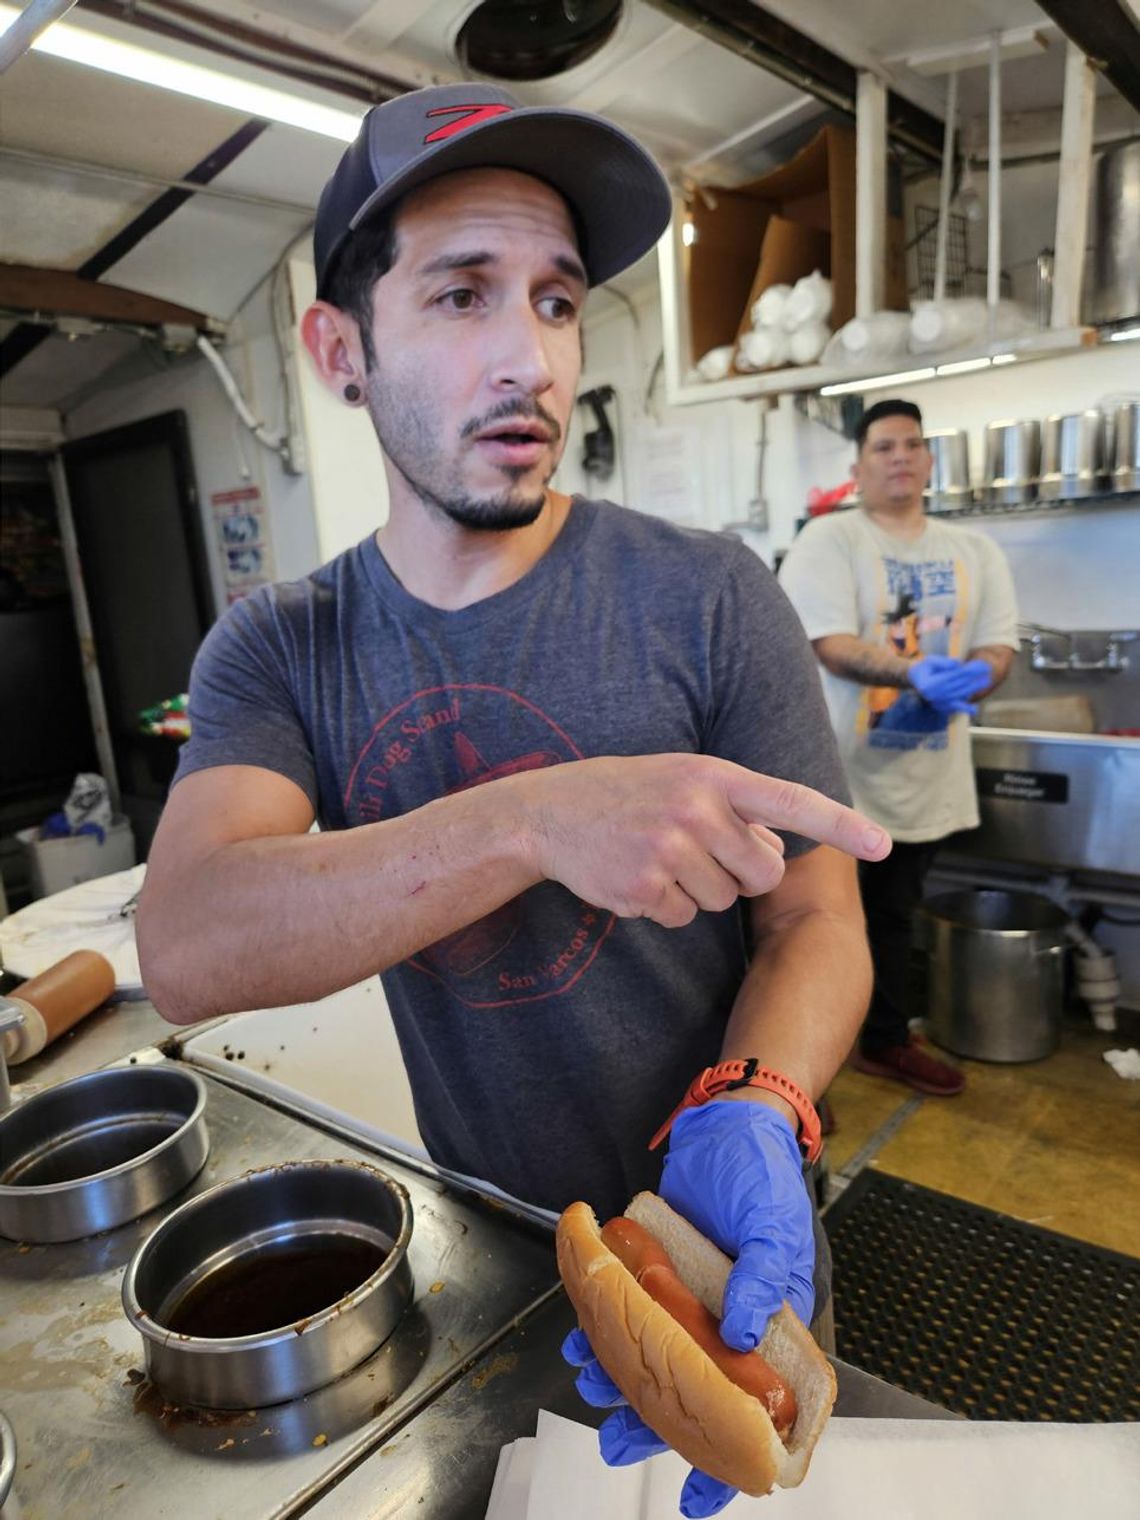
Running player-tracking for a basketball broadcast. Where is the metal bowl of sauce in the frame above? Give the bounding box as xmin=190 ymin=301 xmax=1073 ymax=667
xmin=122 ymin=1159 xmax=414 ymax=1408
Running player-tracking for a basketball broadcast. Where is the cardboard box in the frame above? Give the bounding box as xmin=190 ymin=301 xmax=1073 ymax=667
xmin=686 ymin=124 xmax=907 ymax=368
xmin=17 ymin=814 xmax=136 ymax=900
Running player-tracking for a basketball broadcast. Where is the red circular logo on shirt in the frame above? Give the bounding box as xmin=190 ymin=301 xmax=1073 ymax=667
xmin=343 ymin=684 xmax=615 ymax=1007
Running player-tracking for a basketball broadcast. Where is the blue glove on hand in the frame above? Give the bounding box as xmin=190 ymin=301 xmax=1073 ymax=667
xmin=561 ymin=1101 xmax=815 ymax=1518
xmin=908 ymin=655 xmax=991 ymax=715
xmin=561 ymin=1329 xmax=739 ymax=1516
xmin=660 ymin=1101 xmax=815 ymax=1344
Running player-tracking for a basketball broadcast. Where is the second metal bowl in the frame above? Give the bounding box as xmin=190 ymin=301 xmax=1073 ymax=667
xmin=122 ymin=1159 xmax=414 ymax=1409
xmin=0 ymin=1065 xmax=209 ymax=1243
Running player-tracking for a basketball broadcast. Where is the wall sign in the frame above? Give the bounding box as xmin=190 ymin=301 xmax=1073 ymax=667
xmin=976 ymin=767 xmax=1070 ymax=804
xmin=211 ymin=485 xmax=274 ymax=604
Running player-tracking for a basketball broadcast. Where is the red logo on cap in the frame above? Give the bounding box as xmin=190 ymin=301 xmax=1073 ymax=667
xmin=424 ymin=103 xmax=512 ymax=143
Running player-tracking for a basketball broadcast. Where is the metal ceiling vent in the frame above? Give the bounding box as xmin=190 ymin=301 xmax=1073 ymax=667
xmin=455 ymin=0 xmax=624 ymax=81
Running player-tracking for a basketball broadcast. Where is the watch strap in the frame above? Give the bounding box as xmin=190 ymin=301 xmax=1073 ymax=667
xmin=649 ymin=1058 xmax=823 ymax=1163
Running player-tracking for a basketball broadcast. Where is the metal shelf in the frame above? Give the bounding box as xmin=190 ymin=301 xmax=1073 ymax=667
xmin=929 ymin=487 xmax=1140 ymax=521
xmin=657 ymin=201 xmax=1100 ymax=407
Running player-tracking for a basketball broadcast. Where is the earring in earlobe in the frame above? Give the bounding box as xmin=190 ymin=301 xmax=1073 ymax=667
xmin=344 ymin=382 xmax=362 ymax=403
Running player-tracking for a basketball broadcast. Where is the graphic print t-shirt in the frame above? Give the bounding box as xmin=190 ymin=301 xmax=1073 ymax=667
xmin=778 ymin=509 xmax=1018 ymax=842
xmin=174 ymin=498 xmax=848 ymax=1219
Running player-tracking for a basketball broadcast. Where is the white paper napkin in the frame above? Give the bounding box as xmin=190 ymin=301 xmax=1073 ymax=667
xmin=488 ymin=1410 xmax=1140 ymax=1520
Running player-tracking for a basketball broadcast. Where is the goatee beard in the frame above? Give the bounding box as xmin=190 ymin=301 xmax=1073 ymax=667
xmin=365 ymin=383 xmax=559 ymax=531
xmin=442 ymin=493 xmax=548 ymax=531
xmin=398 ymin=469 xmax=548 ymax=531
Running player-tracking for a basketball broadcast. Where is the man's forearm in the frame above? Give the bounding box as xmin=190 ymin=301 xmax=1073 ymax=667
xmin=716 ymin=907 xmax=872 ymax=1122
xmin=812 ymin=634 xmax=912 ymax=689
xmin=139 ymin=785 xmax=540 ymax=1024
xmin=969 ymin=643 xmax=1015 ymax=694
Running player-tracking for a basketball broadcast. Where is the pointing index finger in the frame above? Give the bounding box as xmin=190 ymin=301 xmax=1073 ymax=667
xmin=720 ymin=765 xmax=891 ymax=861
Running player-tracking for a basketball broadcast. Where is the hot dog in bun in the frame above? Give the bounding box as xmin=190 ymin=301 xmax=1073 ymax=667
xmin=557 ymin=1191 xmax=837 ymax=1496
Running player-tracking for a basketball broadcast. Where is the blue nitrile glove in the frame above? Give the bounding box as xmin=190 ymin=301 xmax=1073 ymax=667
xmin=561 ymin=1328 xmax=738 ymax=1518
xmin=908 ymin=655 xmax=991 ymax=715
xmin=560 ymin=1101 xmax=815 ymax=1519
xmin=659 ymin=1101 xmax=815 ymax=1345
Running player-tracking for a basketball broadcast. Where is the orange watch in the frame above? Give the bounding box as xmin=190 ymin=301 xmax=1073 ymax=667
xmin=649 ymin=1058 xmax=823 ymax=1164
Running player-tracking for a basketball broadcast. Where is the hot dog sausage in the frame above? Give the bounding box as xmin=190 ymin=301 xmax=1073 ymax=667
xmin=600 ymin=1216 xmax=798 ymax=1442
xmin=600 ymin=1216 xmax=675 ymax=1277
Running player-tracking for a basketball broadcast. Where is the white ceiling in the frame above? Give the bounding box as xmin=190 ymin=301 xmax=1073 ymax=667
xmin=0 ymin=0 xmax=1135 ymax=409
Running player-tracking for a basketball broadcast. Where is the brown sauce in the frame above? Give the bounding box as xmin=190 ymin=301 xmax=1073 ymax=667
xmin=163 ymin=1234 xmax=387 ymax=1339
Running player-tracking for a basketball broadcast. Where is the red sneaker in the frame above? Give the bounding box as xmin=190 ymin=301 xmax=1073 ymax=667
xmin=850 ymin=1036 xmax=965 ymax=1096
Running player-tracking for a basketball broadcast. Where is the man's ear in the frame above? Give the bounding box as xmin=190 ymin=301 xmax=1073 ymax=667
xmin=300 ymin=300 xmax=366 ymax=398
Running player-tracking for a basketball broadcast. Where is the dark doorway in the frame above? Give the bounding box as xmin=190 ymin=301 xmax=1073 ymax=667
xmin=63 ymin=411 xmax=212 ymax=854
xmin=0 ymin=450 xmax=99 ymax=893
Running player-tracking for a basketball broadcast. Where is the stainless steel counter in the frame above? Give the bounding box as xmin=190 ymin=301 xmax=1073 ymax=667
xmin=0 ymin=1065 xmax=561 ymax=1520
xmin=3 ymin=995 xmax=177 ymax=1095
xmin=1 ymin=1010 xmax=953 ymax=1519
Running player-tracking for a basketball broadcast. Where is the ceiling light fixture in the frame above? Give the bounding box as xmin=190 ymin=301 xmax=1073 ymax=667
xmin=934 ymin=357 xmax=993 ymax=376
xmin=820 ymin=367 xmax=938 ymax=397
xmin=0 ymin=4 xmax=362 ymax=140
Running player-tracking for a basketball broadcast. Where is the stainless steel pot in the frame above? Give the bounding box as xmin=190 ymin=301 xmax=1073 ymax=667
xmin=918 ymin=890 xmax=1069 ymax=1062
xmin=1110 ymin=400 xmax=1140 ymax=492
xmin=122 ymin=1159 xmax=414 ymax=1409
xmin=924 ymin=429 xmax=971 ymax=511
xmin=1091 ymin=141 xmax=1140 ymax=325
xmin=1038 ymin=410 xmax=1106 ymax=500
xmin=981 ymin=419 xmax=1040 ymax=505
xmin=0 ymin=1066 xmax=208 ymax=1243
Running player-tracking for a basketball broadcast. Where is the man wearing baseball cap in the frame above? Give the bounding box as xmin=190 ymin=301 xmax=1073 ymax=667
xmin=139 ymin=84 xmax=887 ymax=1517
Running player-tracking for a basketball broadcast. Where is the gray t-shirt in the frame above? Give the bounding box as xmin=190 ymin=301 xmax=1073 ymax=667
xmin=176 ymin=498 xmax=848 ymax=1224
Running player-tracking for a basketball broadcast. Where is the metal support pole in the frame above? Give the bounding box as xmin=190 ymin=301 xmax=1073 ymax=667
xmin=1051 ymin=42 xmax=1096 ymax=330
xmin=856 ymin=71 xmax=887 ymax=319
xmin=987 ymin=35 xmax=1002 ymax=328
xmin=934 ymin=71 xmax=959 ymax=302
xmin=0 ymin=0 xmax=78 ymax=74
xmin=46 ymin=452 xmax=122 ymax=812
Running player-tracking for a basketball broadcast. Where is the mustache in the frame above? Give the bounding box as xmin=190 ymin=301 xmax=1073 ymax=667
xmin=459 ymin=398 xmax=562 ymax=443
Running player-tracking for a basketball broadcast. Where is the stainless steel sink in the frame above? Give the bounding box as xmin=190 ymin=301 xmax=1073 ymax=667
xmin=958 ymin=727 xmax=1140 ymax=876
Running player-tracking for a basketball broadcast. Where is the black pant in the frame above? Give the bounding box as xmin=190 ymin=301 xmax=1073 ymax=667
xmin=857 ymin=839 xmax=941 ymax=1056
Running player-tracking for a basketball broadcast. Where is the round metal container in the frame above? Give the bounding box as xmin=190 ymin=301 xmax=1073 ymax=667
xmin=1038 ymin=410 xmax=1106 ymax=500
xmin=924 ymin=429 xmax=972 ymax=513
xmin=918 ymin=890 xmax=1069 ymax=1063
xmin=1091 ymin=141 xmax=1140 ymax=326
xmin=0 ymin=1066 xmax=209 ymax=1243
xmin=122 ymin=1160 xmax=414 ymax=1409
xmin=981 ymin=419 xmax=1040 ymax=505
xmin=0 ymin=1410 xmax=15 ymax=1511
xmin=1110 ymin=400 xmax=1140 ymax=493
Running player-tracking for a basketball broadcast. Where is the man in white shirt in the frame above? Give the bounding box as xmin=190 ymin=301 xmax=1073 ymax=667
xmin=779 ymin=398 xmax=1019 ymax=1095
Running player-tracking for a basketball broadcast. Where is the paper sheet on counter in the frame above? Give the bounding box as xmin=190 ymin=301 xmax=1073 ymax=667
xmin=487 ymin=1410 xmax=1140 ymax=1520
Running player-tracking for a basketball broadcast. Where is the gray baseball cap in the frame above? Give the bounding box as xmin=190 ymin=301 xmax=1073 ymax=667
xmin=314 ymin=82 xmax=672 ymax=299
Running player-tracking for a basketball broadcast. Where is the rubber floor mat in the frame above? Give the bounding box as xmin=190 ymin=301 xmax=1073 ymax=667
xmin=824 ymin=1169 xmax=1139 ymax=1421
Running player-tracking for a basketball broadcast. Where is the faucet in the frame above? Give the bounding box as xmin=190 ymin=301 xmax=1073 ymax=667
xmin=1020 ymin=622 xmax=1074 ymax=672
xmin=1019 ymin=624 xmax=1136 ymax=674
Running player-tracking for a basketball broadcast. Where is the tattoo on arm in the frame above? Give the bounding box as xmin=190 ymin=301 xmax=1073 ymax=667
xmin=813 ymin=635 xmax=912 ymax=689
xmin=969 ymin=644 xmax=1015 ymax=694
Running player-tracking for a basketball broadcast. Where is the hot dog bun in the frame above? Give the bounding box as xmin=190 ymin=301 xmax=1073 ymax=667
xmin=556 ymin=1192 xmax=837 ymax=1496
